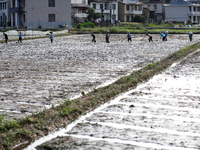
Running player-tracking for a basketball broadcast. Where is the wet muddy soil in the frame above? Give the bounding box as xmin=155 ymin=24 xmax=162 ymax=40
xmin=0 ymin=34 xmax=197 ymax=119
xmin=35 ymin=48 xmax=200 ymax=149
xmin=0 ymin=34 xmax=195 ymax=120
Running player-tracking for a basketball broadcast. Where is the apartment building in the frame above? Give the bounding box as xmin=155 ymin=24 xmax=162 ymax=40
xmin=71 ymin=0 xmax=89 ymax=23
xmin=9 ymin=0 xmax=71 ymax=29
xmin=164 ymin=0 xmax=200 ymax=23
xmin=118 ymin=0 xmax=143 ymax=22
xmin=0 ymin=0 xmax=9 ymax=26
xmin=90 ymin=0 xmax=118 ymax=23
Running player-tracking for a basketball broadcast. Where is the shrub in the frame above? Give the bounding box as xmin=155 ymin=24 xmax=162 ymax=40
xmin=83 ymin=22 xmax=95 ymax=28
xmin=187 ymin=19 xmax=192 ymax=25
xmin=132 ymin=15 xmax=145 ymax=23
xmin=76 ymin=23 xmax=83 ymax=29
xmin=76 ymin=22 xmax=95 ymax=29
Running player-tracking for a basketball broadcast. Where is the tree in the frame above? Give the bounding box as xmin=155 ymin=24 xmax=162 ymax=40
xmin=132 ymin=15 xmax=145 ymax=23
xmin=187 ymin=19 xmax=192 ymax=25
xmin=87 ymin=7 xmax=102 ymax=21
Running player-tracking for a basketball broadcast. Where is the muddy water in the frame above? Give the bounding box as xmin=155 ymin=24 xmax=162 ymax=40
xmin=0 ymin=34 xmax=195 ymax=120
xmin=32 ymin=49 xmax=200 ymax=150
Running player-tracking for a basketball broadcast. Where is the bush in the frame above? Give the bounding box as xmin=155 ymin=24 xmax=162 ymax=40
xmin=76 ymin=22 xmax=95 ymax=29
xmin=83 ymin=22 xmax=95 ymax=28
xmin=187 ymin=19 xmax=192 ymax=25
xmin=132 ymin=15 xmax=145 ymax=23
xmin=192 ymin=22 xmax=197 ymax=25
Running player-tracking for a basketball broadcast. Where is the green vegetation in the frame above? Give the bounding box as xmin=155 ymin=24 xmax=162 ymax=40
xmin=1 ymin=40 xmax=200 ymax=149
xmin=72 ymin=26 xmax=200 ymax=34
xmin=86 ymin=7 xmax=101 ymax=22
xmin=77 ymin=22 xmax=95 ymax=29
xmin=132 ymin=15 xmax=146 ymax=23
xmin=72 ymin=21 xmax=200 ymax=34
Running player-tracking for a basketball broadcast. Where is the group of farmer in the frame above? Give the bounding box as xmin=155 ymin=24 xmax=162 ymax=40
xmin=2 ymin=30 xmax=194 ymax=44
xmin=2 ymin=32 xmax=23 ymax=44
xmin=90 ymin=30 xmax=194 ymax=43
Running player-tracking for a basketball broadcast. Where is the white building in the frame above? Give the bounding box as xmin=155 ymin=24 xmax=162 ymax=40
xmin=0 ymin=0 xmax=8 ymax=26
xmin=71 ymin=0 xmax=89 ymax=23
xmin=90 ymin=1 xmax=118 ymax=23
xmin=164 ymin=0 xmax=200 ymax=23
xmin=164 ymin=0 xmax=190 ymax=22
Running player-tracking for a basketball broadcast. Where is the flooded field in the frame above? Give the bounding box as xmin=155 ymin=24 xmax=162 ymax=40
xmin=1 ymin=33 xmax=200 ymax=150
xmin=34 ymin=48 xmax=200 ymax=149
xmin=0 ymin=34 xmax=195 ymax=120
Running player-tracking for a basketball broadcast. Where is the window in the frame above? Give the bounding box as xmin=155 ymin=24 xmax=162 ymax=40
xmin=189 ymin=6 xmax=191 ymax=11
xmin=93 ymin=4 xmax=96 ymax=9
xmin=194 ymin=7 xmax=196 ymax=11
xmin=126 ymin=5 xmax=129 ymax=11
xmin=0 ymin=3 xmax=2 ymax=10
xmin=113 ymin=15 xmax=116 ymax=21
xmin=126 ymin=15 xmax=130 ymax=21
xmin=49 ymin=0 xmax=55 ymax=7
xmin=193 ymin=16 xmax=196 ymax=21
xmin=23 ymin=14 xmax=26 ymax=22
xmin=131 ymin=5 xmax=134 ymax=11
xmin=153 ymin=5 xmax=157 ymax=10
xmin=49 ymin=14 xmax=55 ymax=22
xmin=112 ymin=4 xmax=116 ymax=10
xmin=4 ymin=2 xmax=6 ymax=9
xmin=139 ymin=5 xmax=142 ymax=11
xmin=198 ymin=7 xmax=200 ymax=12
xmin=100 ymin=4 xmax=103 ymax=9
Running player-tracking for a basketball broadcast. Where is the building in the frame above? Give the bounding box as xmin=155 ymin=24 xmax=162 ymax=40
xmin=144 ymin=0 xmax=166 ymax=23
xmin=143 ymin=5 xmax=156 ymax=23
xmin=9 ymin=0 xmax=71 ymax=29
xmin=71 ymin=0 xmax=89 ymax=23
xmin=90 ymin=0 xmax=118 ymax=24
xmin=188 ymin=2 xmax=200 ymax=23
xmin=118 ymin=0 xmax=143 ymax=22
xmin=163 ymin=0 xmax=200 ymax=23
xmin=0 ymin=0 xmax=9 ymax=27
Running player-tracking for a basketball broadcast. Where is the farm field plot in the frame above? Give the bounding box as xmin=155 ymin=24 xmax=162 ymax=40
xmin=0 ymin=34 xmax=195 ymax=120
xmin=34 ymin=38 xmax=200 ymax=150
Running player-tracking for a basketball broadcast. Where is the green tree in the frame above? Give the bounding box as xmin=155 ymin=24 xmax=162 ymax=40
xmin=132 ymin=15 xmax=145 ymax=23
xmin=187 ymin=19 xmax=192 ymax=25
xmin=87 ymin=8 xmax=102 ymax=21
xmin=95 ymin=12 xmax=101 ymax=20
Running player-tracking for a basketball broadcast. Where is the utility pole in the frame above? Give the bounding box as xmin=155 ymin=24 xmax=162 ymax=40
xmin=112 ymin=0 xmax=115 ymax=27
xmin=101 ymin=7 xmax=104 ymax=28
xmin=146 ymin=1 xmax=149 ymax=24
xmin=110 ymin=1 xmax=112 ymax=25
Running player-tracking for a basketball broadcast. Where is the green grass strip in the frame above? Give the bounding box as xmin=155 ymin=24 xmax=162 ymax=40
xmin=72 ymin=27 xmax=200 ymax=34
xmin=1 ymin=41 xmax=200 ymax=150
